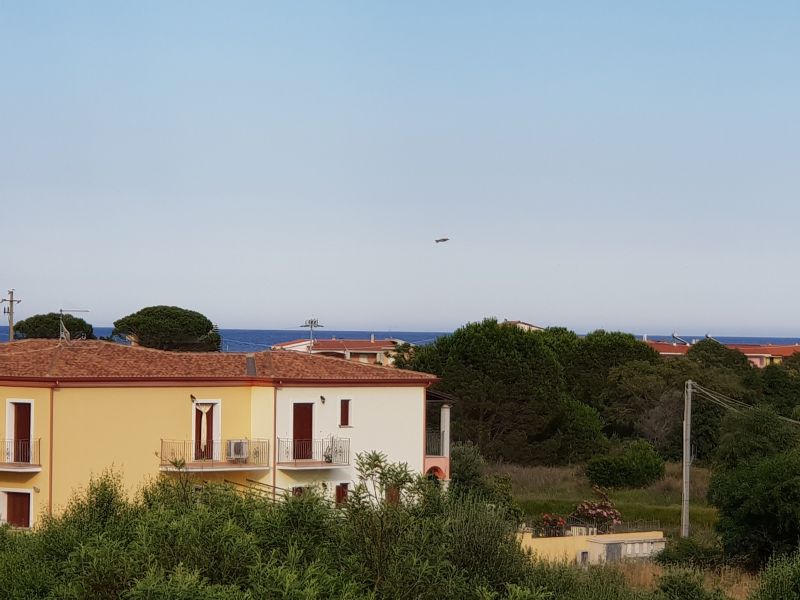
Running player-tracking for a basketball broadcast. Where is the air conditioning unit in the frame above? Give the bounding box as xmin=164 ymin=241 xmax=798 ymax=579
xmin=227 ymin=439 xmax=249 ymax=460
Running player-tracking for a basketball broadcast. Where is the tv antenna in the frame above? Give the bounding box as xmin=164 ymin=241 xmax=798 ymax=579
xmin=1 ymin=289 xmax=21 ymax=341
xmin=59 ymin=308 xmax=90 ymax=342
xmin=300 ymin=318 xmax=324 ymax=348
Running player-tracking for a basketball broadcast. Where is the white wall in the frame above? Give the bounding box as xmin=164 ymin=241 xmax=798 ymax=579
xmin=274 ymin=385 xmax=426 ymax=490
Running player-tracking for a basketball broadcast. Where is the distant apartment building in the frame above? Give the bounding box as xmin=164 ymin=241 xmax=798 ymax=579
xmin=646 ymin=340 xmax=800 ymax=368
xmin=0 ymin=339 xmax=450 ymax=529
xmin=502 ymin=320 xmax=545 ymax=332
xmin=272 ymin=336 xmax=403 ymax=365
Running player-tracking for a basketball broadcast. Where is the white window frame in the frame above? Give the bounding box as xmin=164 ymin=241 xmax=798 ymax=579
xmin=190 ymin=398 xmax=222 ymax=460
xmin=5 ymin=399 xmax=34 ymax=463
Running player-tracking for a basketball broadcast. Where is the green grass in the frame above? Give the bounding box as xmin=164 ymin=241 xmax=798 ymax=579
xmin=489 ymin=461 xmax=717 ymax=535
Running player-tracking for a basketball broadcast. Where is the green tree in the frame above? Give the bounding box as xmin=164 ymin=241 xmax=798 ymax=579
xmin=605 ymin=357 xmax=748 ymax=460
xmin=534 ymin=327 xmax=580 ymax=368
xmin=547 ymin=395 xmax=609 ymax=463
xmin=396 ymin=319 xmax=564 ymax=463
xmin=686 ymin=339 xmax=751 ymax=372
xmin=708 ymin=407 xmax=800 ymax=567
xmin=709 ymin=449 xmax=800 ymax=568
xmin=585 ymin=439 xmax=664 ymax=489
xmin=112 ymin=306 xmax=220 ymax=352
xmin=713 ymin=406 xmax=800 ymax=471
xmin=13 ymin=312 xmax=96 ymax=340
xmin=760 ymin=364 xmax=800 ymax=417
xmin=565 ymin=330 xmax=659 ymax=411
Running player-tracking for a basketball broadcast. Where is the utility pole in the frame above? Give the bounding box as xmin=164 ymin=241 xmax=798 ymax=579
xmin=300 ymin=318 xmax=324 ymax=349
xmin=1 ymin=289 xmax=21 ymax=341
xmin=681 ymin=379 xmax=693 ymax=538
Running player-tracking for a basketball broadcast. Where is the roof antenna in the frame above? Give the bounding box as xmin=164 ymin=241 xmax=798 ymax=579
xmin=59 ymin=308 xmax=90 ymax=343
xmin=300 ymin=318 xmax=324 ymax=350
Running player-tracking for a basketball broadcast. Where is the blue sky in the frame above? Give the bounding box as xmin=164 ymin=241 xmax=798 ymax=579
xmin=1 ymin=2 xmax=799 ymax=334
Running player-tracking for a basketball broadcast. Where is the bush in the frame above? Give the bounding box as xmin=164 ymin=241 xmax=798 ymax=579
xmin=709 ymin=449 xmax=800 ymax=568
xmin=750 ymin=552 xmax=800 ymax=600
xmin=654 ymin=569 xmax=726 ymax=600
xmin=586 ymin=440 xmax=665 ymax=489
xmin=654 ymin=537 xmax=723 ymax=570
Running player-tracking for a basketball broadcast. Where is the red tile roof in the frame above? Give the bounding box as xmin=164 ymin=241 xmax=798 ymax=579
xmin=727 ymin=344 xmax=800 ymax=358
xmin=0 ymin=339 xmax=436 ymax=385
xmin=646 ymin=340 xmax=800 ymax=359
xmin=646 ymin=341 xmax=691 ymax=355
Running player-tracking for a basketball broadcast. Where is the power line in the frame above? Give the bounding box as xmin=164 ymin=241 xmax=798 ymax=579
xmin=681 ymin=379 xmax=800 ymax=538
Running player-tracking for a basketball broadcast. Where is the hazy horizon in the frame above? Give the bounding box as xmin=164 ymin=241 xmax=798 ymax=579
xmin=3 ymin=3 xmax=799 ymax=335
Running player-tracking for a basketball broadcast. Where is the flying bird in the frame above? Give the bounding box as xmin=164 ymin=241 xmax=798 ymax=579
xmin=434 ymin=238 xmax=450 ymax=243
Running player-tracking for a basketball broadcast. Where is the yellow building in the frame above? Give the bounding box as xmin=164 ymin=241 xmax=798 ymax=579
xmin=0 ymin=339 xmax=449 ymax=528
xmin=519 ymin=531 xmax=666 ymax=565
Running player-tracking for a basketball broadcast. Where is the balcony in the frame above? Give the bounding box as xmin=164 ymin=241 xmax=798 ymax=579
xmin=426 ymin=430 xmax=445 ymax=457
xmin=159 ymin=439 xmax=270 ymax=472
xmin=0 ymin=439 xmax=42 ymax=472
xmin=276 ymin=437 xmax=350 ymax=469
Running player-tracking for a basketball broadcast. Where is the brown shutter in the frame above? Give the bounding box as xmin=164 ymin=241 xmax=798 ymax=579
xmin=340 ymin=399 xmax=350 ymax=427
xmin=6 ymin=492 xmax=30 ymax=528
xmin=335 ymin=483 xmax=349 ymax=505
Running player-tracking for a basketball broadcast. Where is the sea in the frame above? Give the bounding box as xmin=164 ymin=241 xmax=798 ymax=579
xmin=2 ymin=326 xmax=800 ymax=352
xmin=0 ymin=326 xmax=448 ymax=352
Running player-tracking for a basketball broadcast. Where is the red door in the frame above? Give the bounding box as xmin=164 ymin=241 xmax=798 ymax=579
xmin=13 ymin=403 xmax=31 ymax=463
xmin=194 ymin=404 xmax=215 ymax=460
xmin=6 ymin=492 xmax=30 ymax=528
xmin=293 ymin=403 xmax=313 ymax=460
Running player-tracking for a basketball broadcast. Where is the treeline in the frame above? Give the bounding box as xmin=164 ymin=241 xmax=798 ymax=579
xmin=397 ymin=319 xmax=800 ymax=464
xmin=13 ymin=305 xmax=220 ymax=351
xmin=0 ymin=451 xmax=767 ymax=600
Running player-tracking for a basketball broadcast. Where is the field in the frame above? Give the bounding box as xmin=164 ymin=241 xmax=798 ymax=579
xmin=491 ymin=462 xmax=762 ymax=598
xmin=490 ymin=461 xmax=718 ymax=536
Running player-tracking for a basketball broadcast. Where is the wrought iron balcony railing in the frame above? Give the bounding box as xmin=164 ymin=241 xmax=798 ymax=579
xmin=160 ymin=439 xmax=270 ymax=470
xmin=276 ymin=437 xmax=350 ymax=467
xmin=0 ymin=439 xmax=40 ymax=466
xmin=426 ymin=430 xmax=445 ymax=456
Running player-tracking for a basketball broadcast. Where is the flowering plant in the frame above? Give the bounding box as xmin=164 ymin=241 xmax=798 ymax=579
xmin=540 ymin=513 xmax=567 ymax=528
xmin=571 ymin=486 xmax=622 ymax=531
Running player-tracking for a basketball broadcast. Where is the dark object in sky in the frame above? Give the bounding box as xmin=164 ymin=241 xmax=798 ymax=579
xmin=435 ymin=238 xmax=450 ymax=243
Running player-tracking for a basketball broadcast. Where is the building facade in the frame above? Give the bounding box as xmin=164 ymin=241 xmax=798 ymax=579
xmin=271 ymin=337 xmax=403 ymax=365
xmin=0 ymin=340 xmax=450 ymax=528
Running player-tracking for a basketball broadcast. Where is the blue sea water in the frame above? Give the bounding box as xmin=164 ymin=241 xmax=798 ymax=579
xmin=0 ymin=326 xmax=448 ymax=352
xmin=3 ymin=325 xmax=800 ymax=351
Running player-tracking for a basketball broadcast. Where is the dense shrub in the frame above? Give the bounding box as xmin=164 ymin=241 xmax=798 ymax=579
xmin=653 ymin=569 xmax=726 ymax=600
xmin=709 ymin=449 xmax=800 ymax=568
xmin=586 ymin=440 xmax=665 ymax=488
xmin=0 ymin=456 xmax=729 ymax=600
xmin=654 ymin=537 xmax=723 ymax=570
xmin=750 ymin=552 xmax=800 ymax=600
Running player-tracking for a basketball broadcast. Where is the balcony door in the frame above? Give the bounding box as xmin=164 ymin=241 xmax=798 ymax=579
xmin=194 ymin=403 xmax=215 ymax=461
xmin=293 ymin=403 xmax=313 ymax=460
xmin=13 ymin=403 xmax=31 ymax=463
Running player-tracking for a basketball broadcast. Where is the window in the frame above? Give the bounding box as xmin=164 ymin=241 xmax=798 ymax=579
xmin=1 ymin=491 xmax=31 ymax=528
xmin=340 ymin=399 xmax=351 ymax=427
xmin=335 ymin=483 xmax=349 ymax=505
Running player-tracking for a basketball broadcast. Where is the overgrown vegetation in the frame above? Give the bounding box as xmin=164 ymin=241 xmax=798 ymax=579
xmin=397 ymin=320 xmax=797 ymax=467
xmin=0 ymin=456 xmax=751 ymax=600
xmin=586 ymin=440 xmax=665 ymax=489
